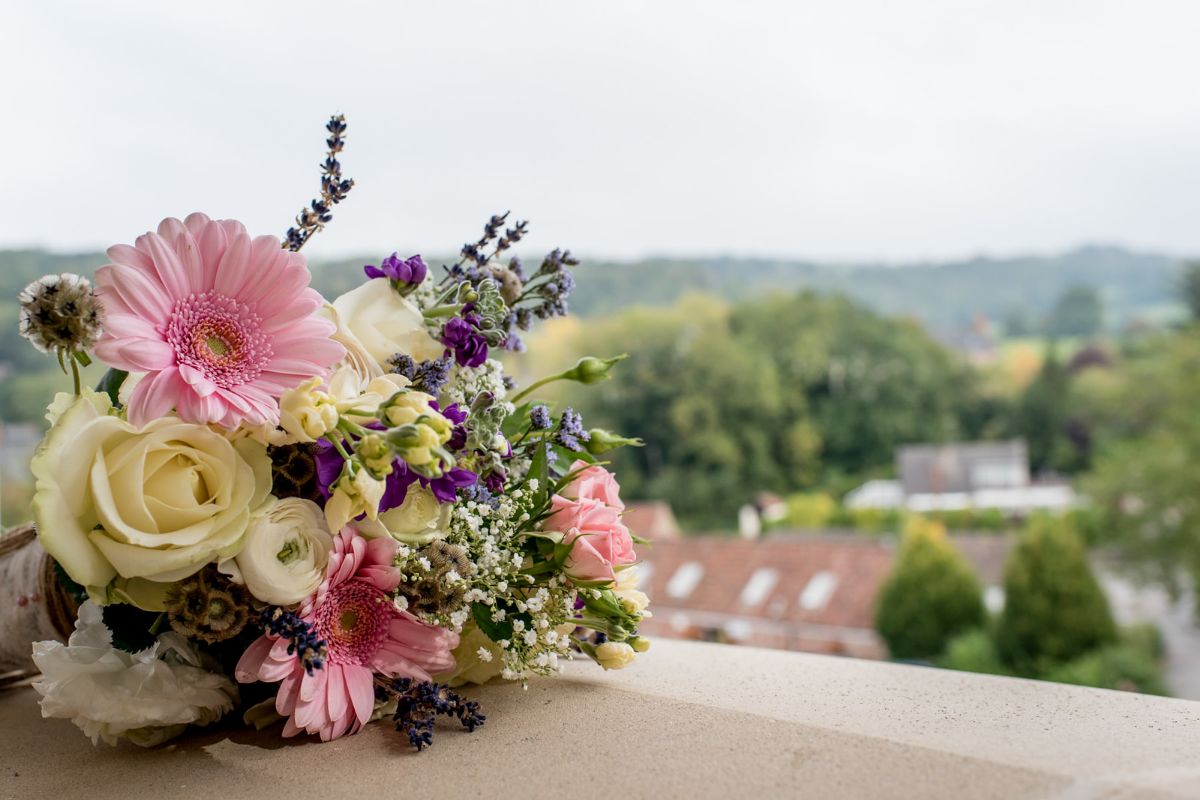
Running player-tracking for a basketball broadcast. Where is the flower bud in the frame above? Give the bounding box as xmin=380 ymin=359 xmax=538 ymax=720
xmin=583 ymin=428 xmax=644 ymax=455
xmin=381 ymin=390 xmax=453 ymax=436
xmin=594 ymin=641 xmax=637 ymax=670
xmin=561 ymin=355 xmax=627 ymax=385
xmin=629 ymin=636 xmax=651 ymax=653
xmin=279 ymin=378 xmax=339 ymax=442
xmin=355 ymin=433 xmax=395 ymax=479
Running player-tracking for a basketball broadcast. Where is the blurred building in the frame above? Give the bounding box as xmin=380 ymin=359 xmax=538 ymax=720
xmin=635 ymin=533 xmax=1014 ymax=660
xmin=622 ymin=501 xmax=681 ymax=541
xmin=845 ymin=439 xmax=1076 ymax=514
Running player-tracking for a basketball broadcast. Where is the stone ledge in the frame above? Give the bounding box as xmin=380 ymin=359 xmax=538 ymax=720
xmin=0 ymin=639 xmax=1197 ymax=799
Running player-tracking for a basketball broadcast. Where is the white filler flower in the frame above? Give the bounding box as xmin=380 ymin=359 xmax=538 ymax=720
xmin=31 ymin=601 xmax=236 ymax=747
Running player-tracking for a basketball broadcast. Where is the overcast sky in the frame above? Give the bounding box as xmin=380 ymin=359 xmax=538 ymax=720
xmin=4 ymin=1 xmax=1200 ymax=262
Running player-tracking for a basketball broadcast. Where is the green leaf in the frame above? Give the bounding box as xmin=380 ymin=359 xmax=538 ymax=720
xmin=529 ymin=440 xmax=550 ymax=508
xmin=501 ymin=402 xmax=533 ymax=439
xmin=95 ymin=369 xmax=129 ymax=407
xmin=472 ymin=602 xmax=514 ymax=643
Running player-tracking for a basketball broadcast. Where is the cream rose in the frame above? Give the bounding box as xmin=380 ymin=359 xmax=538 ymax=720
xmin=329 ymin=280 xmax=443 ymax=371
xmin=31 ymin=394 xmax=272 ymax=592
xmin=439 ymin=622 xmax=505 ymax=687
xmin=377 ymin=486 xmax=452 ymax=544
xmin=223 ymin=498 xmax=333 ymax=606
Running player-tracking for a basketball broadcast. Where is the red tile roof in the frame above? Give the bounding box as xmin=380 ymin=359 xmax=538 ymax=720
xmin=638 ymin=535 xmax=895 ymax=630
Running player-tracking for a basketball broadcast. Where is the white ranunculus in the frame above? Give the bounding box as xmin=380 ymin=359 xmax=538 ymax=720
xmin=31 ymin=394 xmax=273 ymax=593
xmin=376 ymin=486 xmax=452 ymax=544
xmin=330 ymin=280 xmax=443 ymax=371
xmin=31 ymin=601 xmax=236 ymax=747
xmin=226 ymin=498 xmax=333 ymax=606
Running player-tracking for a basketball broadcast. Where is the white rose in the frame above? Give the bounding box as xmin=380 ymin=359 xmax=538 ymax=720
xmin=31 ymin=395 xmax=273 ymax=592
xmin=377 ymin=486 xmax=452 ymax=544
xmin=225 ymin=498 xmax=333 ymax=606
xmin=330 ymin=280 xmax=443 ymax=371
xmin=320 ymin=302 xmax=384 ymax=388
xmin=32 ymin=601 xmax=236 ymax=747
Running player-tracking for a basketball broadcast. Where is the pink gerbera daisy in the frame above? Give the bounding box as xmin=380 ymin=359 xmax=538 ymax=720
xmin=236 ymin=526 xmax=459 ymax=741
xmin=93 ymin=213 xmax=344 ymax=428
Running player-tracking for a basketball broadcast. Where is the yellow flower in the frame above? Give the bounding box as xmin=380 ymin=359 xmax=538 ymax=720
xmin=324 ymin=467 xmax=387 ymax=533
xmin=279 ymin=377 xmax=339 ymax=442
xmin=31 ymin=395 xmax=272 ymax=594
xmin=595 ymin=641 xmax=637 ymax=670
xmin=614 ymin=566 xmax=652 ymax=617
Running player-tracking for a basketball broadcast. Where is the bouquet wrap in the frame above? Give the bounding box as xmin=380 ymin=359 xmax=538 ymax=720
xmin=0 ymin=525 xmax=78 ymax=674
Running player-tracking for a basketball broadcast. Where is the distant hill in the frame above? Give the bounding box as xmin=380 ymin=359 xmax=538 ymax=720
xmin=0 ymin=245 xmax=1184 ymax=339
xmin=561 ymin=246 xmax=1185 ymax=331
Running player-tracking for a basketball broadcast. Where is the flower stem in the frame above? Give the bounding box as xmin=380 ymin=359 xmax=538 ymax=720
xmin=326 ymin=434 xmax=354 ymax=463
xmin=69 ymin=352 xmax=81 ymax=395
xmin=510 ymin=373 xmax=565 ymax=405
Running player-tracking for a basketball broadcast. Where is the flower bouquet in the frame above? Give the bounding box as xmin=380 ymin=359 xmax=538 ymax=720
xmin=1 ymin=115 xmax=650 ymax=749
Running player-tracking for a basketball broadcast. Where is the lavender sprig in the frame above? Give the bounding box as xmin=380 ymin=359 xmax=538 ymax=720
xmin=258 ymin=607 xmax=327 ymax=675
xmin=284 ymin=114 xmax=355 ymax=251
xmin=378 ymin=678 xmax=486 ymax=751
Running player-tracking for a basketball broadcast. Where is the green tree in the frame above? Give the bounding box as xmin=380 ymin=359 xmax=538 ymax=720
xmin=1046 ymin=285 xmax=1104 ymax=336
xmin=875 ymin=518 xmax=985 ymax=660
xmin=1084 ymin=330 xmax=1200 ymax=610
xmin=996 ymin=516 xmax=1116 ymax=672
xmin=1178 ymin=262 xmax=1200 ymax=321
xmin=1009 ymin=345 xmax=1090 ymax=473
xmin=534 ymin=290 xmax=1005 ymax=528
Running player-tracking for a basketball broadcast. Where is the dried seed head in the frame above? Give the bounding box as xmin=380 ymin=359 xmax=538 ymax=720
xmin=18 ymin=273 xmax=103 ymax=353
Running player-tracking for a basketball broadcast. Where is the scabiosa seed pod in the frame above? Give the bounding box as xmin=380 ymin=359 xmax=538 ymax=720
xmin=163 ymin=568 xmax=252 ymax=644
xmin=18 ymin=273 xmax=103 ymax=354
xmin=398 ymin=541 xmax=472 ymax=616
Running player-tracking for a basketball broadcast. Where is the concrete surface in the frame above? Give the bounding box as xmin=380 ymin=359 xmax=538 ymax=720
xmin=1 ymin=639 xmax=1198 ymax=800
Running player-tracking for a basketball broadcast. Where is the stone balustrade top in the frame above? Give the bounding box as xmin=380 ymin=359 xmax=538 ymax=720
xmin=1 ymin=638 xmax=1197 ymax=799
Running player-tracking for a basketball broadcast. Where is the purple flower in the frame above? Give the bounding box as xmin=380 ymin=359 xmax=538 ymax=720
xmin=314 ymin=433 xmax=479 ymax=515
xmin=529 ymin=405 xmax=552 ymax=430
xmin=431 ymin=402 xmax=469 ymax=451
xmin=427 ymin=467 xmax=478 ymax=504
xmin=365 ymin=253 xmax=428 ymax=286
xmin=555 ymin=407 xmax=590 ymax=452
xmin=442 ymin=315 xmax=489 ymax=368
xmin=484 ymin=469 xmax=506 ymax=495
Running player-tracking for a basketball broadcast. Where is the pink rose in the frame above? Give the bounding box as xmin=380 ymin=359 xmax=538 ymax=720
xmin=543 ymin=463 xmax=636 ymax=584
xmin=545 ymin=494 xmax=622 ymax=533
xmin=559 ymin=461 xmax=626 ymax=511
xmin=561 ymin=522 xmax=637 ymax=584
